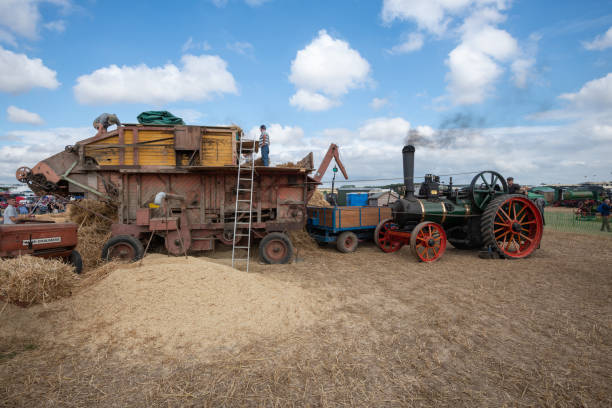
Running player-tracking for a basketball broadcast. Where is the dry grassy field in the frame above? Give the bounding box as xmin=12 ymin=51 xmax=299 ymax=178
xmin=1 ymin=229 xmax=611 ymax=407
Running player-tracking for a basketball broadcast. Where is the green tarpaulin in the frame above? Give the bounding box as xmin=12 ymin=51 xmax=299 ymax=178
xmin=137 ymin=111 xmax=185 ymax=125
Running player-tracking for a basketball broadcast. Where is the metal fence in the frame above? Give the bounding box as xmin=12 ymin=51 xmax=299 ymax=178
xmin=544 ymin=209 xmax=610 ymax=235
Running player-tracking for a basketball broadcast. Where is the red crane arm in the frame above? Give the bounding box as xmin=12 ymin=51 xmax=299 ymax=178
xmin=313 ymin=143 xmax=348 ymax=182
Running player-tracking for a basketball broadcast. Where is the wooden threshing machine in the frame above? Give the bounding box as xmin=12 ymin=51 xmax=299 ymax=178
xmin=17 ymin=123 xmax=318 ymax=264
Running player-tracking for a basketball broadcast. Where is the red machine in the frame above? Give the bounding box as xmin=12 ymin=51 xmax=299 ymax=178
xmin=0 ymin=222 xmax=82 ymax=273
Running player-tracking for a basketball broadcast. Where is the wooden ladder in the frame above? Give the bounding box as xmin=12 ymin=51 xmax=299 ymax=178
xmin=231 ymin=134 xmax=256 ymax=272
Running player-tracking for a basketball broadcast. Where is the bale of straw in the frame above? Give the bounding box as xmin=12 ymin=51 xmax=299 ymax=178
xmin=77 ymin=225 xmax=111 ymax=271
xmin=0 ymin=256 xmax=77 ymax=306
xmin=67 ymin=200 xmax=117 ymax=271
xmin=308 ymin=190 xmax=332 ymax=207
xmin=68 ymin=200 xmax=117 ymax=228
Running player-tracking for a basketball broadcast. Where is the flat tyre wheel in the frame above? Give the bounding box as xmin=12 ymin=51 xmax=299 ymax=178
xmin=259 ymin=232 xmax=293 ymax=264
xmin=336 ymin=231 xmax=358 ymax=253
xmin=101 ymin=235 xmax=144 ymax=263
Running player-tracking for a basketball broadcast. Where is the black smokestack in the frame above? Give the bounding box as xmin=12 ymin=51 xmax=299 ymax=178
xmin=402 ymin=145 xmax=415 ymax=199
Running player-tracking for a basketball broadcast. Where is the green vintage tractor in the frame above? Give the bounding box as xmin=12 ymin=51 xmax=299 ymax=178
xmin=375 ymin=146 xmax=544 ymax=261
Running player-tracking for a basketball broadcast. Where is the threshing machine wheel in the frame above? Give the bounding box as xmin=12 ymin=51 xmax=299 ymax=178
xmin=259 ymin=232 xmax=293 ymax=264
xmin=409 ymin=222 xmax=447 ymax=262
xmin=374 ymin=218 xmax=403 ymax=253
xmin=68 ymin=250 xmax=83 ymax=274
xmin=480 ymin=194 xmax=543 ymax=259
xmin=470 ymin=170 xmax=508 ymax=210
xmin=218 ymin=229 xmax=243 ymax=246
xmin=101 ymin=235 xmax=144 ymax=263
xmin=15 ymin=166 xmax=32 ymax=183
xmin=336 ymin=231 xmax=358 ymax=253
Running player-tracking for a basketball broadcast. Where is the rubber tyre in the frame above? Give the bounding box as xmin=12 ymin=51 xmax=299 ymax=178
xmin=480 ymin=194 xmax=543 ymax=259
xmin=101 ymin=235 xmax=144 ymax=263
xmin=259 ymin=232 xmax=293 ymax=264
xmin=336 ymin=231 xmax=358 ymax=253
xmin=68 ymin=250 xmax=83 ymax=274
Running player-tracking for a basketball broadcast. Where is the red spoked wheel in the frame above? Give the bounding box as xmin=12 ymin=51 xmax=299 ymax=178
xmin=409 ymin=222 xmax=447 ymax=262
xmin=374 ymin=218 xmax=403 ymax=253
xmin=481 ymin=194 xmax=544 ymax=259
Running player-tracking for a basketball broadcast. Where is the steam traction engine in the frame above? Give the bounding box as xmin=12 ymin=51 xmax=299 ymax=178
xmin=375 ymin=145 xmax=544 ymax=261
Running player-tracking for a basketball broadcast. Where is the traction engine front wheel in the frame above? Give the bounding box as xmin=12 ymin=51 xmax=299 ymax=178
xmin=410 ymin=221 xmax=447 ymax=262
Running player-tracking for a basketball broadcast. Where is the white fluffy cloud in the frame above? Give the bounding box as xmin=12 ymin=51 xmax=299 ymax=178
xmin=583 ymin=26 xmax=612 ymax=51
xmin=388 ymin=32 xmax=424 ymax=54
xmin=7 ymin=106 xmax=44 ymax=125
xmin=290 ymin=90 xmax=339 ymax=112
xmin=559 ymin=72 xmax=612 ymax=111
xmin=0 ymin=0 xmax=70 ymax=44
xmin=73 ymin=54 xmax=238 ymax=105
xmin=382 ymin=1 xmax=532 ymax=105
xmin=0 ymin=126 xmax=88 ymax=183
xmin=370 ymin=97 xmax=389 ymax=110
xmin=249 ymin=116 xmax=610 ymax=186
xmin=289 ymin=30 xmax=371 ymax=111
xmin=445 ymin=6 xmax=533 ymax=105
xmin=0 ymin=46 xmax=60 ymax=93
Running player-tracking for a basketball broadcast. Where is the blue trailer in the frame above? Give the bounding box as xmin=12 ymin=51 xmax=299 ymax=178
xmin=307 ymin=206 xmax=392 ymax=252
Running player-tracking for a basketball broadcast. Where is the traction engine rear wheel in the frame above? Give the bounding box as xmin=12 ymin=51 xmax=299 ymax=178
xmin=336 ymin=231 xmax=358 ymax=253
xmin=480 ymin=194 xmax=543 ymax=259
xmin=374 ymin=218 xmax=403 ymax=253
xmin=410 ymin=222 xmax=447 ymax=262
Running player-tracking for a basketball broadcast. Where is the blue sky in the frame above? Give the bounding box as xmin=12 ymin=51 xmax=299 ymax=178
xmin=1 ymin=0 xmax=611 ymax=186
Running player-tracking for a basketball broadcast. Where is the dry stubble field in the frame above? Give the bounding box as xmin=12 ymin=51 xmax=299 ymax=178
xmin=1 ymin=229 xmax=611 ymax=407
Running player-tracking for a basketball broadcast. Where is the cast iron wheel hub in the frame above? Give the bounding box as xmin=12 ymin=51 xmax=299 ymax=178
xmin=427 ymin=238 xmax=435 ymax=246
xmin=512 ymin=222 xmax=522 ymax=232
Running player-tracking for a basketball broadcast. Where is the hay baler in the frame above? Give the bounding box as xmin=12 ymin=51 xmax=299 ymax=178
xmin=0 ymin=222 xmax=82 ymax=273
xmin=374 ymin=145 xmax=544 ymax=261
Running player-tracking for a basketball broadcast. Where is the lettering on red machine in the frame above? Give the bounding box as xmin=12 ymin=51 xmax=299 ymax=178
xmin=22 ymin=237 xmax=62 ymax=246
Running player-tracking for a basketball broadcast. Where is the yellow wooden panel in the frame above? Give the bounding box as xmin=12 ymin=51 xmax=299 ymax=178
xmin=137 ymin=130 xmax=176 ymax=166
xmin=202 ymin=133 xmax=233 ymax=166
xmin=85 ymin=135 xmax=119 ymax=166
xmin=124 ymin=130 xmax=134 ymax=165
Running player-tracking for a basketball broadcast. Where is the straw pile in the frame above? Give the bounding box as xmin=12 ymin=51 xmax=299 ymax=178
xmin=68 ymin=200 xmax=117 ymax=271
xmin=42 ymin=254 xmax=325 ymax=357
xmin=289 ymin=230 xmax=320 ymax=252
xmin=308 ymin=189 xmax=332 ymax=207
xmin=0 ymin=256 xmax=77 ymax=306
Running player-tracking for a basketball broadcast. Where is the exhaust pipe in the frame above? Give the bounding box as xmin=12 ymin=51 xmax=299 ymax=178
xmin=402 ymin=145 xmax=415 ymax=200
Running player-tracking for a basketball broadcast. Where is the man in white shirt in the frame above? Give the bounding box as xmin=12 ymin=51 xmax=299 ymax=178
xmin=3 ymin=198 xmax=18 ymax=224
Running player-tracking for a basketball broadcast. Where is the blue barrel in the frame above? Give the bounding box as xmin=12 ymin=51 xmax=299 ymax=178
xmin=347 ymin=193 xmax=369 ymax=206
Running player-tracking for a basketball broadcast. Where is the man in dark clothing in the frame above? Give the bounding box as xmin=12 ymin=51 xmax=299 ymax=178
xmin=93 ymin=113 xmax=121 ymax=135
xmin=597 ymin=198 xmax=611 ymax=232
xmin=507 ymin=177 xmax=522 ymax=194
